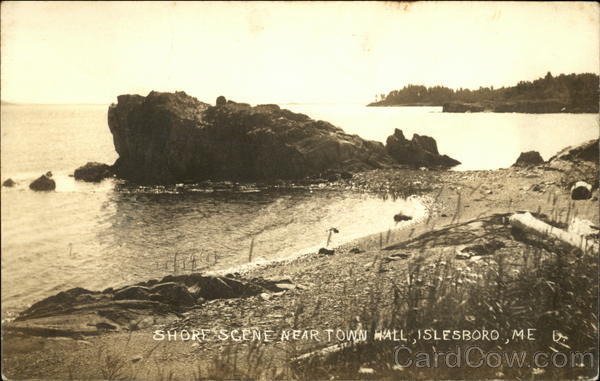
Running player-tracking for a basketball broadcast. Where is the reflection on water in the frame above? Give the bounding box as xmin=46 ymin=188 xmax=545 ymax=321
xmin=1 ymin=176 xmax=425 ymax=317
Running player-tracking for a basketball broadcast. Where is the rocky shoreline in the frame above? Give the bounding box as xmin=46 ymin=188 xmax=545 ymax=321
xmin=441 ymin=100 xmax=598 ymax=113
xmin=1 ymin=91 xmax=598 ymax=379
xmin=2 ymin=138 xmax=598 ymax=380
xmin=368 ymin=100 xmax=599 ymax=114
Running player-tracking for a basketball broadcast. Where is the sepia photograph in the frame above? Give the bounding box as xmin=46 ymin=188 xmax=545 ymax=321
xmin=1 ymin=1 xmax=599 ymax=380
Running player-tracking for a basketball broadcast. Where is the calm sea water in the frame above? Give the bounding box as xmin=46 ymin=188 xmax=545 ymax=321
xmin=1 ymin=103 xmax=597 ymax=317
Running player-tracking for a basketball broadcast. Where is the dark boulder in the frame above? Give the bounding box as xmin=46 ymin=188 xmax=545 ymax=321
xmin=107 ymin=91 xmax=394 ymax=184
xmin=2 ymin=178 xmax=16 ymax=187
xmin=74 ymin=162 xmax=113 ymax=182
xmin=29 ymin=174 xmax=56 ymax=191
xmin=512 ymin=151 xmax=544 ymax=167
xmin=318 ymin=248 xmax=335 ymax=255
xmin=385 ymin=129 xmax=460 ymax=168
xmin=571 ymin=181 xmax=592 ymax=200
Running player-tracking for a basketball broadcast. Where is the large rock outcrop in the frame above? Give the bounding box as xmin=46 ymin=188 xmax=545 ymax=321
xmin=385 ymin=129 xmax=461 ymax=168
xmin=544 ymin=139 xmax=599 ymax=192
xmin=548 ymin=139 xmax=599 ymax=164
xmin=108 ymin=91 xmax=395 ymax=184
xmin=6 ymin=273 xmax=299 ymax=337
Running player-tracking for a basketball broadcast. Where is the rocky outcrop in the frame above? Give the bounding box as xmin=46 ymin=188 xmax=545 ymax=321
xmin=29 ymin=174 xmax=56 ymax=191
xmin=512 ymin=151 xmax=545 ymax=167
xmin=548 ymin=139 xmax=599 ymax=164
xmin=543 ymin=139 xmax=599 ymax=194
xmin=108 ymin=91 xmax=395 ymax=184
xmin=385 ymin=129 xmax=460 ymax=168
xmin=74 ymin=162 xmax=113 ymax=182
xmin=7 ymin=273 xmax=298 ymax=337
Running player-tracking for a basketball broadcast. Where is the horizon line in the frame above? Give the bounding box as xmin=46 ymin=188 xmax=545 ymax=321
xmin=1 ymin=100 xmax=372 ymax=107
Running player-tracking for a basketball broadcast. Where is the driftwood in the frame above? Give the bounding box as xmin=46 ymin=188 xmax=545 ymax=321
xmin=509 ymin=212 xmax=598 ymax=254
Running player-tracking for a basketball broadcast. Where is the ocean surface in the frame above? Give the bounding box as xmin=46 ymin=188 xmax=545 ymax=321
xmin=1 ymin=103 xmax=597 ymax=317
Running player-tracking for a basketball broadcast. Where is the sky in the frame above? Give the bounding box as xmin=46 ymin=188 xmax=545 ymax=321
xmin=1 ymin=1 xmax=598 ymax=104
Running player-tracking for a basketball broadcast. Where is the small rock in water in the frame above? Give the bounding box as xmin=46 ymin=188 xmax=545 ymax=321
xmin=394 ymin=213 xmax=412 ymax=222
xmin=318 ymin=248 xmax=335 ymax=255
xmin=74 ymin=162 xmax=113 ymax=182
xmin=2 ymin=178 xmax=16 ymax=187
xmin=29 ymin=174 xmax=56 ymax=191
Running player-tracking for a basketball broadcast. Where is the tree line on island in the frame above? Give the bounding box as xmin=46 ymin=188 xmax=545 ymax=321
xmin=369 ymin=72 xmax=599 ymax=113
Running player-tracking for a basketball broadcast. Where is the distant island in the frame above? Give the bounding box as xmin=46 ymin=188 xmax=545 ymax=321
xmin=368 ymin=72 xmax=599 ymax=113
